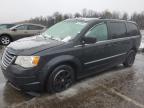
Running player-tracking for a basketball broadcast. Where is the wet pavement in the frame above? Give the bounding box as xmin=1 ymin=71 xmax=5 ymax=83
xmin=0 ymin=47 xmax=144 ymax=108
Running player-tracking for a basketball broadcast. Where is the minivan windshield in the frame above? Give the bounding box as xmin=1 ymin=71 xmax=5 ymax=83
xmin=42 ymin=20 xmax=87 ymax=42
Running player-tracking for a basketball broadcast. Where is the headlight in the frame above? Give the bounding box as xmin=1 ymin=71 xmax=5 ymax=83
xmin=15 ymin=56 xmax=40 ymax=68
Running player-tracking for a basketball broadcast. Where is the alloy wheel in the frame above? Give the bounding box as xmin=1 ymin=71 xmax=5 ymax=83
xmin=1 ymin=36 xmax=11 ymax=45
xmin=53 ymin=69 xmax=73 ymax=92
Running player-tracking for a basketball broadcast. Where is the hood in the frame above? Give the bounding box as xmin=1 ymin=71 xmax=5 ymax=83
xmin=7 ymin=35 xmax=64 ymax=55
xmin=0 ymin=29 xmax=10 ymax=33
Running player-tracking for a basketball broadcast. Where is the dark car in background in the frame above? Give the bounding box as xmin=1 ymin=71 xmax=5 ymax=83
xmin=0 ymin=18 xmax=141 ymax=94
xmin=0 ymin=24 xmax=16 ymax=30
xmin=0 ymin=23 xmax=46 ymax=45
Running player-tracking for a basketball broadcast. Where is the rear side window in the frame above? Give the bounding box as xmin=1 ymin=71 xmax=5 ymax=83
xmin=28 ymin=25 xmax=44 ymax=30
xmin=109 ymin=22 xmax=126 ymax=39
xmin=126 ymin=23 xmax=139 ymax=36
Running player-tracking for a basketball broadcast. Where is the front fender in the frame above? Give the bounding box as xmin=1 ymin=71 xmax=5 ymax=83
xmin=39 ymin=55 xmax=82 ymax=89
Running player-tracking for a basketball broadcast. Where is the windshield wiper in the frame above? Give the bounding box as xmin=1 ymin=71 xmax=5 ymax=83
xmin=41 ymin=34 xmax=51 ymax=39
xmin=50 ymin=37 xmax=61 ymax=41
xmin=42 ymin=34 xmax=61 ymax=41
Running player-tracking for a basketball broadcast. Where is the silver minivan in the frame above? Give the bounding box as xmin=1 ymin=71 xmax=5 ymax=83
xmin=0 ymin=23 xmax=46 ymax=45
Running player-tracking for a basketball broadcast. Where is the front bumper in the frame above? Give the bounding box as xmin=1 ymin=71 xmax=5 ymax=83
xmin=1 ymin=64 xmax=42 ymax=92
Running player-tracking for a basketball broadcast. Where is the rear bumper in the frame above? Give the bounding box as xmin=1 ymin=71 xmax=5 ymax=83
xmin=1 ymin=65 xmax=42 ymax=92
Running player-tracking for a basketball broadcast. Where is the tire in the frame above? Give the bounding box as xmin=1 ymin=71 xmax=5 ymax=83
xmin=123 ymin=50 xmax=136 ymax=67
xmin=0 ymin=35 xmax=11 ymax=45
xmin=46 ymin=65 xmax=75 ymax=93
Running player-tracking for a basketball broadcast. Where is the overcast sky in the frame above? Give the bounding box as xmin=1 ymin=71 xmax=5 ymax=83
xmin=0 ymin=0 xmax=144 ymax=23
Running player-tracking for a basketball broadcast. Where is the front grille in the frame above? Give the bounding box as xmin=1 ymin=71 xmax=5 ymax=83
xmin=1 ymin=50 xmax=16 ymax=69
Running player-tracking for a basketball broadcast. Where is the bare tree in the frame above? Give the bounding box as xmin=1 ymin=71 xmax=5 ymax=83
xmin=74 ymin=13 xmax=81 ymax=18
xmin=25 ymin=9 xmax=144 ymax=29
xmin=122 ymin=13 xmax=128 ymax=20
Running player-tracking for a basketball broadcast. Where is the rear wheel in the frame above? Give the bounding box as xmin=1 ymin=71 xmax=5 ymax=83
xmin=123 ymin=50 xmax=136 ymax=67
xmin=0 ymin=35 xmax=11 ymax=45
xmin=46 ymin=65 xmax=75 ymax=93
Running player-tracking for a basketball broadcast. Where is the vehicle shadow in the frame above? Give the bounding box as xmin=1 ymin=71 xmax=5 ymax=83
xmin=77 ymin=64 xmax=126 ymax=82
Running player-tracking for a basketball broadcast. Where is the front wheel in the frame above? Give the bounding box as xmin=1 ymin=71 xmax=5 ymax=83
xmin=0 ymin=35 xmax=11 ymax=45
xmin=46 ymin=65 xmax=75 ymax=93
xmin=123 ymin=50 xmax=136 ymax=67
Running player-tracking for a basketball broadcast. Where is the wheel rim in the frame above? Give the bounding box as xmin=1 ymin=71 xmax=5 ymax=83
xmin=1 ymin=36 xmax=10 ymax=45
xmin=53 ymin=69 xmax=73 ymax=92
xmin=127 ymin=52 xmax=135 ymax=66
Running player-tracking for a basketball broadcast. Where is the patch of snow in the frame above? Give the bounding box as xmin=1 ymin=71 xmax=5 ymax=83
xmin=56 ymin=88 xmax=78 ymax=99
xmin=54 ymin=77 xmax=99 ymax=100
xmin=140 ymin=43 xmax=144 ymax=49
xmin=140 ymin=30 xmax=144 ymax=35
xmin=7 ymin=36 xmax=50 ymax=50
xmin=140 ymin=30 xmax=144 ymax=49
xmin=62 ymin=36 xmax=72 ymax=42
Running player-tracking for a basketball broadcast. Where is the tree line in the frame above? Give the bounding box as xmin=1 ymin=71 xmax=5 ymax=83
xmin=25 ymin=9 xmax=144 ymax=29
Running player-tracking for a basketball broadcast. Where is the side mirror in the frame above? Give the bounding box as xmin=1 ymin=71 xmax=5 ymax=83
xmin=83 ymin=37 xmax=97 ymax=44
xmin=11 ymin=28 xmax=17 ymax=31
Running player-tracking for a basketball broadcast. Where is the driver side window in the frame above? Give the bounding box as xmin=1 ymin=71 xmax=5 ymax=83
xmin=85 ymin=23 xmax=108 ymax=41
